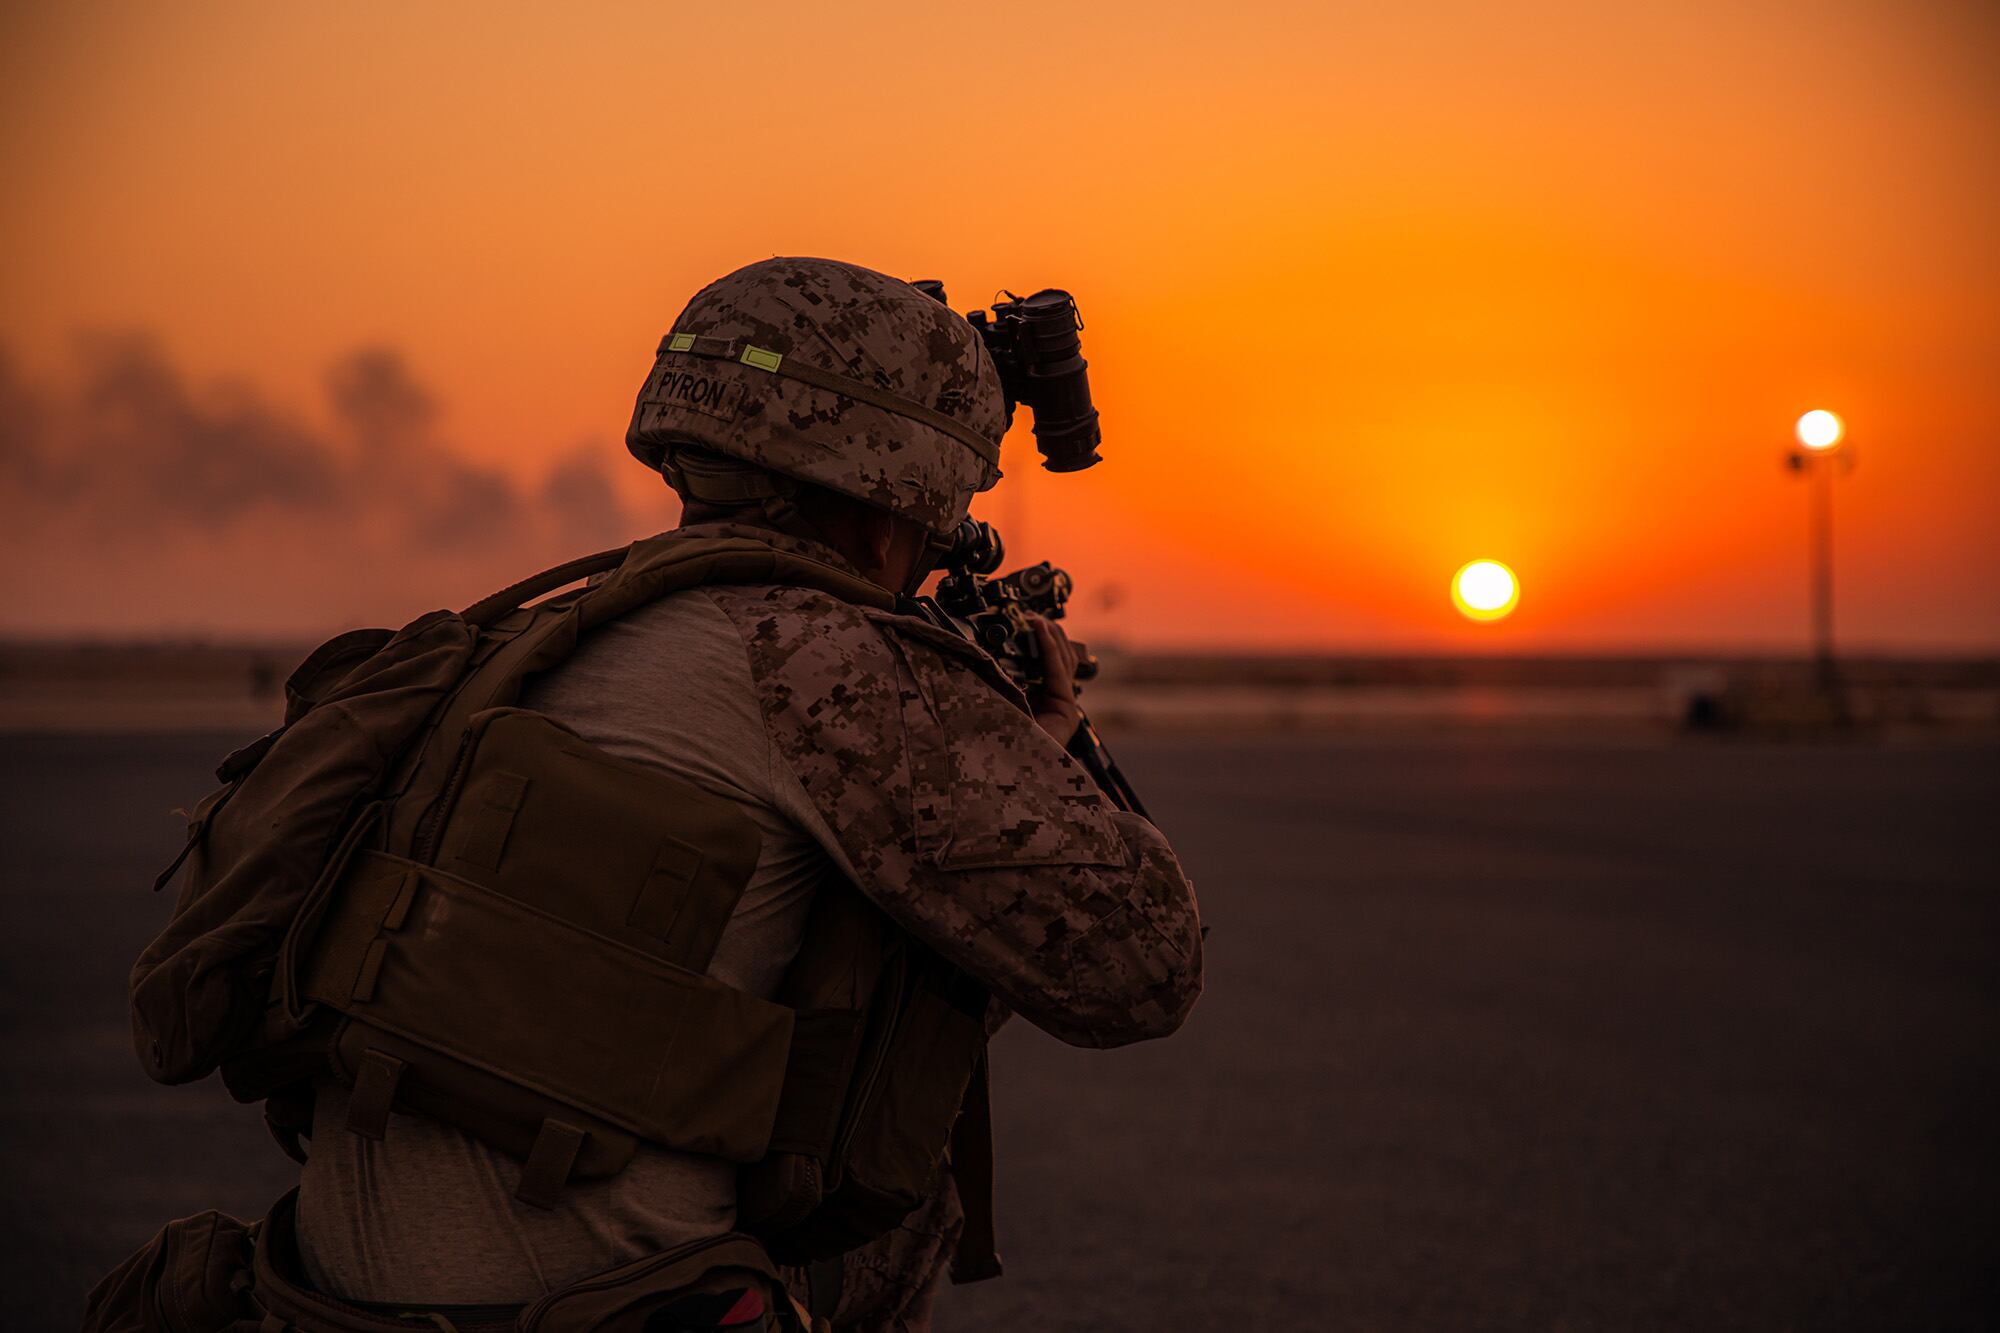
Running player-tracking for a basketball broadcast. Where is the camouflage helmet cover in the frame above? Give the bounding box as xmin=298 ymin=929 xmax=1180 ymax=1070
xmin=627 ymin=257 xmax=1007 ymax=533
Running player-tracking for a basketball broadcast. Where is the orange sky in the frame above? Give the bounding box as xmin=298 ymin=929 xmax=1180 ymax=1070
xmin=3 ymin=0 xmax=1996 ymax=650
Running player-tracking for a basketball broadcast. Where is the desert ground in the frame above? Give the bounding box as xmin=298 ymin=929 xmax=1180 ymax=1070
xmin=2 ymin=726 xmax=1994 ymax=1330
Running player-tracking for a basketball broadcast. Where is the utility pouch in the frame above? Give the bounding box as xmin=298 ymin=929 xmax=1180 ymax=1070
xmin=808 ymin=947 xmax=988 ymax=1261
xmin=521 ymin=1231 xmax=806 ymax=1333
xmin=741 ymin=882 xmax=989 ymax=1264
xmin=81 ymin=1208 xmax=260 ymax=1333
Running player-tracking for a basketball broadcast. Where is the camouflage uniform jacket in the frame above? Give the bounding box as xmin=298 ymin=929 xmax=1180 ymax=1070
xmin=684 ymin=523 xmax=1205 ymax=1327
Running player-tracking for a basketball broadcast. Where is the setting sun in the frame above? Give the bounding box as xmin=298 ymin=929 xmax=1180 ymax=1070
xmin=1795 ymin=410 xmax=1845 ymax=451
xmin=1453 ymin=560 xmax=1520 ymax=623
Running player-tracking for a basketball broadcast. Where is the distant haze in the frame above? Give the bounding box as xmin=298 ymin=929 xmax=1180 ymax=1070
xmin=2 ymin=1 xmax=1996 ymax=650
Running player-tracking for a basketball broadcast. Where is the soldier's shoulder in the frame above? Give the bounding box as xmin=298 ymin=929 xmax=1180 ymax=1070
xmin=702 ymin=584 xmax=914 ymax=767
xmin=704 ymin=584 xmax=916 ymax=834
xmin=704 ymin=582 xmax=892 ymax=682
xmin=703 ymin=585 xmax=1006 ymax=685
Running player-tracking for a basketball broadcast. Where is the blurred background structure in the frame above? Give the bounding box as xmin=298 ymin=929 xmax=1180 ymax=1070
xmin=1 ymin=2 xmax=1996 ymax=1330
xmin=1787 ymin=409 xmax=1853 ymax=704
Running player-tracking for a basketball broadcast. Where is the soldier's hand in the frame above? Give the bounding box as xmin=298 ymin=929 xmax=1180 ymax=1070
xmin=1029 ymin=614 xmax=1083 ymax=747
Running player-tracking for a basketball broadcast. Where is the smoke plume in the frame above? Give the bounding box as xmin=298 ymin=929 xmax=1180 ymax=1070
xmin=1 ymin=334 xmax=659 ymax=636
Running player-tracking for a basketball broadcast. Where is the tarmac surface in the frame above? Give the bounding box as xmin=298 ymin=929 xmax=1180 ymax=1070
xmin=2 ymin=731 xmax=1995 ymax=1330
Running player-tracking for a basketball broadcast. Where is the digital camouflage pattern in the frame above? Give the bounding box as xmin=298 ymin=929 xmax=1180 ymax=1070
xmin=628 ymin=258 xmax=1007 ymax=534
xmin=700 ymin=544 xmax=1204 ymax=1051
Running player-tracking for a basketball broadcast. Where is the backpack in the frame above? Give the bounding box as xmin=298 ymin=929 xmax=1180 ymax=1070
xmin=131 ymin=531 xmax=991 ymax=1261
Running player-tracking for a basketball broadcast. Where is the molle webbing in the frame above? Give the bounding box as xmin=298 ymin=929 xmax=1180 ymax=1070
xmin=658 ymin=332 xmax=1002 ymax=468
xmin=303 ymin=850 xmax=861 ymax=1169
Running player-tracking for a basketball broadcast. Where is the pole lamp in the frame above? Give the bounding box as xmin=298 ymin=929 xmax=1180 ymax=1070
xmin=1785 ymin=409 xmax=1854 ymax=703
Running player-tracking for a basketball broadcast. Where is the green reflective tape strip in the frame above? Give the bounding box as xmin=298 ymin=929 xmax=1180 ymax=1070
xmin=740 ymin=346 xmax=783 ymax=373
xmin=668 ymin=333 xmax=697 ymax=352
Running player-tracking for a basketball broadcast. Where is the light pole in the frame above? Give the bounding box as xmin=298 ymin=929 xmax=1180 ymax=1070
xmin=1786 ymin=409 xmax=1853 ymax=703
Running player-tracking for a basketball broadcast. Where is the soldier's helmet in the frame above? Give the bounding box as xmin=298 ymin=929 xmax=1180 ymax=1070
xmin=627 ymin=257 xmax=1007 ymax=534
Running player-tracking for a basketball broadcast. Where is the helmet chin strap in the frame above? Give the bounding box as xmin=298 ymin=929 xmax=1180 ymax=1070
xmin=903 ymin=526 xmax=956 ymax=597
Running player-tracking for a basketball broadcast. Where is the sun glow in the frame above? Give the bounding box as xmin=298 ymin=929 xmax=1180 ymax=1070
xmin=1452 ymin=560 xmax=1520 ymax=623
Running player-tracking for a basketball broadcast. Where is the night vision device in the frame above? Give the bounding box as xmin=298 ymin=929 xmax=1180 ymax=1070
xmin=912 ymin=282 xmax=1102 ymax=474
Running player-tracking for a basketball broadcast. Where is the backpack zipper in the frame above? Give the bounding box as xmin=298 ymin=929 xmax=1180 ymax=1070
xmin=412 ymin=728 xmax=477 ymax=863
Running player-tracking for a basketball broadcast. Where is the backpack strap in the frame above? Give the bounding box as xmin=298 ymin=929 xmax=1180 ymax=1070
xmin=402 ymin=536 xmax=898 ymax=826
xmin=461 ymin=545 xmax=631 ymax=629
xmin=463 ymin=535 xmax=894 ymax=645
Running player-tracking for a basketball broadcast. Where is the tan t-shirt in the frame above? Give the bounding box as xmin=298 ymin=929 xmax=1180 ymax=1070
xmin=295 ymin=587 xmax=854 ymax=1302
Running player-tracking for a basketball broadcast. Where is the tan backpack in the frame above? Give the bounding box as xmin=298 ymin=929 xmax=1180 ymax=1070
xmin=132 ymin=531 xmax=992 ymax=1265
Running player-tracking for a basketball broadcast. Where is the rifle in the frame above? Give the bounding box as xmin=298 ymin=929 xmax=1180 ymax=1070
xmin=906 ymin=518 xmax=1149 ymax=820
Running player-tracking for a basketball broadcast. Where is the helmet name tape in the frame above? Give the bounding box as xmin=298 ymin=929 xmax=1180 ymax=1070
xmin=646 ymin=366 xmax=744 ymax=423
xmin=656 ymin=332 xmax=1001 ymax=468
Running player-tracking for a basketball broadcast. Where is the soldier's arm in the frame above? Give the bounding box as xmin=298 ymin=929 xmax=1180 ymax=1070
xmin=879 ymin=617 xmax=1203 ymax=1048
xmin=898 ymin=805 xmax=1204 ymax=1049
xmin=721 ymin=584 xmax=1203 ymax=1048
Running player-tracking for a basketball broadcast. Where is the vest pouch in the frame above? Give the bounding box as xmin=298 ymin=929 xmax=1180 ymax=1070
xmin=806 ymin=950 xmax=988 ymax=1261
xmin=738 ymin=885 xmax=894 ymax=1239
xmin=302 ymin=707 xmax=798 ymax=1205
xmin=747 ymin=921 xmax=988 ymax=1264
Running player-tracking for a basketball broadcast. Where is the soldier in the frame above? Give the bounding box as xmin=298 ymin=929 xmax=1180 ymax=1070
xmin=91 ymin=257 xmax=1202 ymax=1333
